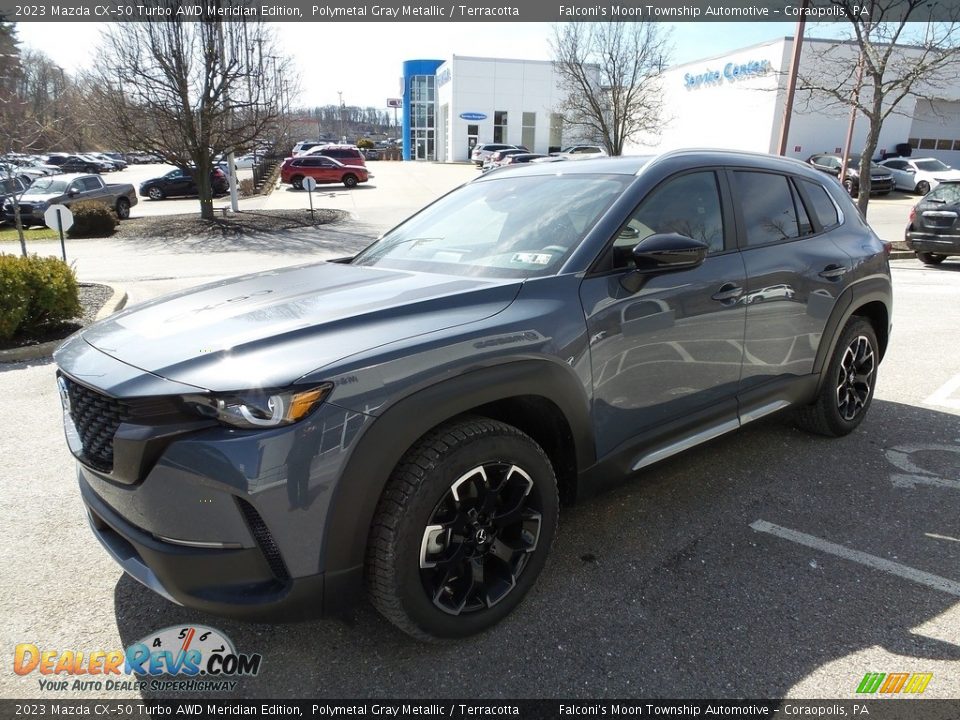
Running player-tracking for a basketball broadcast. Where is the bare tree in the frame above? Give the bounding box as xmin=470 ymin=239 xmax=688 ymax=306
xmin=86 ymin=12 xmax=295 ymax=220
xmin=550 ymin=22 xmax=670 ymax=156
xmin=797 ymin=0 xmax=960 ymax=214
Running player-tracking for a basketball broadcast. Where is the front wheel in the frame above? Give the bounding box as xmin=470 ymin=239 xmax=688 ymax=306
xmin=366 ymin=417 xmax=559 ymax=641
xmin=796 ymin=317 xmax=878 ymax=437
xmin=917 ymin=252 xmax=945 ymax=265
xmin=916 ymin=180 xmax=931 ymax=196
xmin=147 ymin=186 xmax=164 ymax=201
xmin=342 ymin=174 xmax=358 ymax=188
xmin=115 ymin=198 xmax=131 ymax=219
xmin=842 ymin=178 xmax=857 ymax=197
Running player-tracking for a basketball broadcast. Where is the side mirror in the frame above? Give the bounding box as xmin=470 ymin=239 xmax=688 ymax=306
xmin=68 ymin=189 xmax=78 ymax=196
xmin=620 ymin=233 xmax=707 ymax=292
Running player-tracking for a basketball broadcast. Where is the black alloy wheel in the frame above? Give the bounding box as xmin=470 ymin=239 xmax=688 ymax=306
xmin=796 ymin=317 xmax=878 ymax=437
xmin=835 ymin=334 xmax=876 ymax=422
xmin=916 ymin=180 xmax=931 ymax=196
xmin=366 ymin=417 xmax=558 ymax=640
xmin=115 ymin=198 xmax=130 ymax=219
xmin=419 ymin=462 xmax=542 ymax=616
xmin=343 ymin=174 xmax=358 ymax=188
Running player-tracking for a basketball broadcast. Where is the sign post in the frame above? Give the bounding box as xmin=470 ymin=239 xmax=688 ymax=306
xmin=44 ymin=204 xmax=74 ymax=262
xmin=302 ymin=176 xmax=317 ymax=222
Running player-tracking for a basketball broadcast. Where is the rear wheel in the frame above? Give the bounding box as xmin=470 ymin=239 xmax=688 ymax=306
xmin=115 ymin=198 xmax=130 ymax=219
xmin=366 ymin=417 xmax=558 ymax=641
xmin=290 ymin=175 xmax=303 ymax=190
xmin=842 ymin=178 xmax=857 ymax=197
xmin=343 ymin=174 xmax=358 ymax=188
xmin=917 ymin=252 xmax=945 ymax=265
xmin=796 ymin=317 xmax=878 ymax=437
xmin=915 ymin=180 xmax=931 ymax=196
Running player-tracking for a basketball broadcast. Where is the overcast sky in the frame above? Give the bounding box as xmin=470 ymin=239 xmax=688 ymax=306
xmin=16 ymin=21 xmax=803 ymax=109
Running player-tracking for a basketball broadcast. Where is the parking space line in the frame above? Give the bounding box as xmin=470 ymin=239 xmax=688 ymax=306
xmin=925 ymin=533 xmax=960 ymax=543
xmin=750 ymin=520 xmax=960 ymax=597
xmin=892 ymin=474 xmax=960 ymax=491
xmin=924 ymin=373 xmax=960 ymax=409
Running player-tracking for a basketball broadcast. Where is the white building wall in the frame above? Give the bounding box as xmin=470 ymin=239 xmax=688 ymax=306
xmin=627 ymin=37 xmax=960 ymax=165
xmin=437 ymin=56 xmax=573 ymax=162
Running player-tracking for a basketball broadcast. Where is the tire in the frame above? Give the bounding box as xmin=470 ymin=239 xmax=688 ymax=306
xmin=915 ymin=180 xmax=931 ymax=196
xmin=115 ymin=198 xmax=131 ymax=220
xmin=147 ymin=186 xmax=164 ymax=201
xmin=842 ymin=178 xmax=857 ymax=197
xmin=290 ymin=175 xmax=304 ymax=190
xmin=796 ymin=317 xmax=878 ymax=437
xmin=342 ymin=174 xmax=358 ymax=188
xmin=917 ymin=252 xmax=945 ymax=265
xmin=366 ymin=417 xmax=559 ymax=641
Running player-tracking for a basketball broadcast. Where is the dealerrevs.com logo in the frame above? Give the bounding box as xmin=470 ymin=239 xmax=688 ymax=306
xmin=14 ymin=625 xmax=262 ymax=693
xmin=856 ymin=672 xmax=933 ymax=694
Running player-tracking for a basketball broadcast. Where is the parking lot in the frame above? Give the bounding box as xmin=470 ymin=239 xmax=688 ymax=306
xmin=0 ymin=161 xmax=958 ymax=701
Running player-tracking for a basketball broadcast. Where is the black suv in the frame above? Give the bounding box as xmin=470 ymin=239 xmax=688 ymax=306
xmin=905 ymin=180 xmax=960 ymax=265
xmin=55 ymin=151 xmax=891 ymax=640
xmin=139 ymin=167 xmax=228 ymax=199
xmin=807 ymin=153 xmax=895 ymax=196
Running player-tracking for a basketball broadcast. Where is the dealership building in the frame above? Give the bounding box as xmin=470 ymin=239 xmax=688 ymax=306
xmin=402 ymin=38 xmax=960 ymax=165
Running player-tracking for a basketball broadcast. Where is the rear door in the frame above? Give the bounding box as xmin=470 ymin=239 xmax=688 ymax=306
xmin=731 ymin=170 xmax=851 ymax=398
xmin=881 ymin=159 xmax=912 ymax=190
xmin=579 ymin=169 xmax=746 ymax=457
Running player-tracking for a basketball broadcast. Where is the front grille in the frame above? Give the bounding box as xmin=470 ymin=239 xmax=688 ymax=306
xmin=237 ymin=499 xmax=290 ymax=582
xmin=63 ymin=377 xmax=131 ymax=473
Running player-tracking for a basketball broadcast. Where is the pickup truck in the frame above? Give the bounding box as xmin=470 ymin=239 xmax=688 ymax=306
xmin=2 ymin=173 xmax=138 ymax=227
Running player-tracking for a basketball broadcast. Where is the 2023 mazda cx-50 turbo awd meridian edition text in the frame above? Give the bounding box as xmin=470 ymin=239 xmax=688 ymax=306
xmin=55 ymin=151 xmax=892 ymax=640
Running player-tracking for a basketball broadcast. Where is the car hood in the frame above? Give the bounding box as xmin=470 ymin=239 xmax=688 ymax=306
xmin=930 ymin=170 xmax=960 ymax=181
xmin=79 ymin=262 xmax=522 ymax=392
xmin=16 ymin=192 xmax=60 ymax=204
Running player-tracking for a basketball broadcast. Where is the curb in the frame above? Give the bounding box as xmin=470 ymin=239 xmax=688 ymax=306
xmin=888 ymin=251 xmax=916 ymax=260
xmin=0 ymin=284 xmax=127 ymax=364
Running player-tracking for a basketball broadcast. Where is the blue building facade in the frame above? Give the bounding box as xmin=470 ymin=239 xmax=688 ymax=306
xmin=402 ymin=59 xmax=444 ymax=161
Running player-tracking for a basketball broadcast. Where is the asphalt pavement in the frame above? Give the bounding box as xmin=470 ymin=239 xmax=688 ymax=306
xmin=0 ymin=162 xmax=957 ymax=702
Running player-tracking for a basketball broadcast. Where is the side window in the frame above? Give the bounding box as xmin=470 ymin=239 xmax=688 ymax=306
xmin=790 ymin=180 xmax=813 ymax=236
xmin=885 ymin=161 xmax=906 ymax=170
xmin=800 ymin=180 xmax=840 ymax=229
xmin=613 ymin=171 xmax=725 ymax=268
xmin=734 ymin=171 xmax=802 ymax=246
xmin=82 ymin=177 xmax=102 ymax=191
xmin=798 ymin=179 xmax=840 ymax=229
xmin=67 ymin=180 xmax=83 ymax=194
xmin=927 ymin=183 xmax=960 ymax=204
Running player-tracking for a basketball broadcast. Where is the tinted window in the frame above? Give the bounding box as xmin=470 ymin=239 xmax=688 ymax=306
xmin=735 ymin=172 xmax=802 ymax=246
xmin=614 ymin=171 xmax=725 ymax=265
xmin=798 ymin=179 xmax=840 ymax=229
xmin=791 ymin=180 xmax=813 ymax=236
xmin=927 ymin=183 xmax=960 ymax=204
xmin=883 ymin=160 xmax=908 ymax=170
xmin=81 ymin=177 xmax=102 ymax=191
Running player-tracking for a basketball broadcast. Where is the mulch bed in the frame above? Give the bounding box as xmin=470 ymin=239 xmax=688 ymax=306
xmin=115 ymin=208 xmax=347 ymax=239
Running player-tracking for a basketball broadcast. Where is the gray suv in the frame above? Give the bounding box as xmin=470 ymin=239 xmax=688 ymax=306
xmin=55 ymin=151 xmax=892 ymax=640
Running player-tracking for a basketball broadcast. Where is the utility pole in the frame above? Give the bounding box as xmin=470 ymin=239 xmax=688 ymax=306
xmin=338 ymin=90 xmax=345 ymax=143
xmin=777 ymin=0 xmax=808 ymax=156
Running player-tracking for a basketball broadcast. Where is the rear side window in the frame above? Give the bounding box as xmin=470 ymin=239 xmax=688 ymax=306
xmin=735 ymin=171 xmax=803 ymax=246
xmin=81 ymin=177 xmax=102 ymax=191
xmin=798 ymin=179 xmax=840 ymax=229
xmin=927 ymin=183 xmax=960 ymax=204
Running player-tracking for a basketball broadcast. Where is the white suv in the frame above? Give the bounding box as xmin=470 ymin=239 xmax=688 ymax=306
xmin=471 ymin=143 xmax=522 ymax=168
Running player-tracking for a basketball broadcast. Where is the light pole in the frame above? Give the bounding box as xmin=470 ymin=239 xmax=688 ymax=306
xmin=337 ymin=90 xmax=345 ymax=143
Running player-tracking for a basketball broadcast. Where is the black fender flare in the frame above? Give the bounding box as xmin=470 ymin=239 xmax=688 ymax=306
xmin=320 ymin=359 xmax=594 ymax=576
xmin=812 ymin=275 xmax=892 ymax=391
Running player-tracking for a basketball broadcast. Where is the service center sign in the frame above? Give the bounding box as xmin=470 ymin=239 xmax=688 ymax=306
xmin=460 ymin=112 xmax=487 ymax=121
xmin=684 ymin=58 xmax=772 ymax=88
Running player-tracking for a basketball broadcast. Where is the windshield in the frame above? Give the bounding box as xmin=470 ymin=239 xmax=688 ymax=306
xmin=24 ymin=178 xmax=68 ymax=194
xmin=352 ymin=173 xmax=632 ymax=278
xmin=914 ymin=159 xmax=950 ymax=172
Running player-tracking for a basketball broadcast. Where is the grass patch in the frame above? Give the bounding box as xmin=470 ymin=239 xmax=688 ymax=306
xmin=0 ymin=225 xmax=59 ymax=242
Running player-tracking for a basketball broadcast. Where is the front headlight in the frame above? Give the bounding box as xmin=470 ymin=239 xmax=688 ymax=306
xmin=183 ymin=383 xmax=333 ymax=429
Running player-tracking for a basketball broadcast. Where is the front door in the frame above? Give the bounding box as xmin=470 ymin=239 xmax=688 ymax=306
xmin=579 ymin=170 xmax=746 ymax=458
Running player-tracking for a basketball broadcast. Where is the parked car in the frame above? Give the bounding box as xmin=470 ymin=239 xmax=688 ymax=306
xmin=361 ymin=148 xmax=380 ymax=161
xmin=499 ymin=153 xmax=549 ymax=166
xmin=292 ymin=140 xmax=323 ymax=156
xmin=806 ymin=153 xmax=895 ymax=196
xmin=471 ymin=143 xmax=522 ymax=167
xmin=482 ymin=148 xmax=530 ymax=171
xmin=0 ymin=176 xmax=28 ymax=223
xmin=53 ymin=151 xmax=890 ymax=640
xmin=878 ymin=156 xmax=960 ymax=195
xmin=904 ymin=179 xmax=960 ymax=265
xmin=88 ymin=152 xmax=128 ymax=171
xmin=280 ymin=155 xmax=370 ymax=189
xmin=302 ymin=144 xmax=367 ymax=168
xmin=552 ymin=145 xmax=608 ymax=158
xmin=2 ymin=173 xmax=137 ymax=226
xmin=139 ymin=167 xmax=229 ymax=200
xmin=44 ymin=154 xmax=107 ymax=174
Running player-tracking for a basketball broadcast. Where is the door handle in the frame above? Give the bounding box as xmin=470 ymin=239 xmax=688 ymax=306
xmin=711 ymin=283 xmax=744 ymax=302
xmin=818 ymin=264 xmax=849 ymax=279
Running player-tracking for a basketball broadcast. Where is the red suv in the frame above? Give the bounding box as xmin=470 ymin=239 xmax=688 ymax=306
xmin=301 ymin=144 xmax=367 ymax=168
xmin=280 ymin=155 xmax=370 ymax=189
